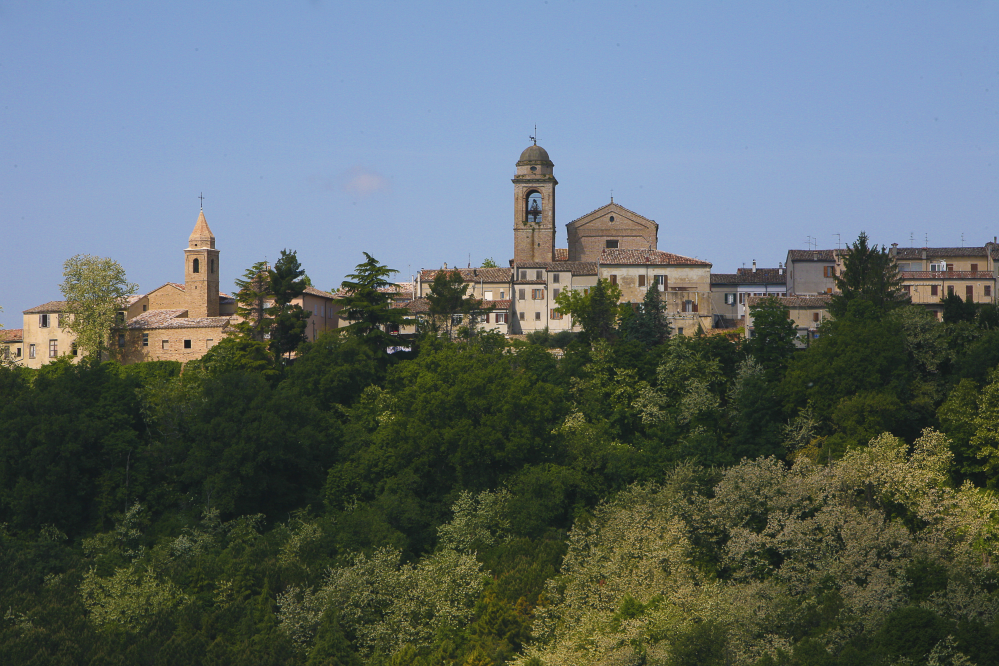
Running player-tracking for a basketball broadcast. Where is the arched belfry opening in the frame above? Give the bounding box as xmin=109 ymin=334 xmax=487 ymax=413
xmin=526 ymin=191 xmax=543 ymax=225
xmin=193 ymin=258 xmax=200 ymax=274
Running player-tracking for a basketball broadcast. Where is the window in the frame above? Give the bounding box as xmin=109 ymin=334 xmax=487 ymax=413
xmin=947 ymin=263 xmax=954 ymax=272
xmin=451 ymin=314 xmax=463 ymax=325
xmin=605 ymin=240 xmax=618 ymax=249
xmin=931 ymin=285 xmax=939 ymax=296
xmin=211 ymin=259 xmax=215 ymax=274
xmin=536 ymin=270 xmax=543 ymax=280
xmin=532 ymin=289 xmax=545 ymax=300
xmin=903 ymin=285 xmax=911 ymax=294
xmin=813 ymin=312 xmax=820 ymax=322
xmin=184 ymin=339 xmax=192 ymax=349
xmin=967 ymin=285 xmax=974 ymax=299
xmin=534 ymin=312 xmax=541 ymax=321
xmin=519 ymin=270 xmax=527 ymax=280
xmin=638 ymin=275 xmax=646 ymax=287
xmin=823 ymin=266 xmax=836 ymax=278
xmin=115 ymin=311 xmax=125 ymax=326
xmin=655 ymin=275 xmax=666 ymax=287
xmin=499 ymin=291 xmax=505 ymax=300
xmin=683 ymin=300 xmax=694 ymax=313
xmin=15 ymin=347 xmax=21 ymax=358
xmin=553 ymin=288 xmax=560 ymax=299
xmin=971 ymin=263 xmax=979 ymax=273
xmin=986 ymin=285 xmax=992 ymax=297
xmin=143 ymin=333 xmax=149 ymax=347
xmin=552 ymin=273 xmax=560 ymax=284
xmin=518 ymin=289 xmax=526 ymax=300
xmin=725 ymin=293 xmax=736 ymax=305
xmin=550 ymin=309 xmax=564 ymax=320
xmin=484 ymin=291 xmax=493 ymax=300
xmin=48 ymin=339 xmax=57 ymax=358
xmin=142 ymin=304 xmax=148 ymax=312
xmin=118 ymin=334 xmax=125 ymax=348
xmin=677 ymin=328 xmax=684 ymax=336
xmin=29 ymin=344 xmax=35 ymax=359
xmin=193 ymin=258 xmax=200 ymax=273
xmin=518 ymin=311 xmax=525 ymax=321
xmin=609 ymin=275 xmax=617 ymax=285
xmin=930 ymin=262 xmax=946 ymax=272
xmin=495 ymin=312 xmax=508 ymax=324
xmin=39 ymin=314 xmax=49 ymax=328
xmin=162 ymin=340 xmax=169 ymax=350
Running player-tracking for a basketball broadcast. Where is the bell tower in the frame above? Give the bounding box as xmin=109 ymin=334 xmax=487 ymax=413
xmin=184 ymin=208 xmax=220 ymax=318
xmin=513 ymin=141 xmax=557 ymax=263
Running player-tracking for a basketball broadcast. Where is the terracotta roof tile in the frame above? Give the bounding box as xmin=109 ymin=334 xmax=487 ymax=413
xmin=516 ymin=261 xmax=598 ymax=275
xmin=786 ymin=249 xmax=837 ymax=262
xmin=901 ymin=271 xmax=994 ymax=279
xmin=0 ymin=328 xmax=23 ymax=342
xmin=23 ymin=300 xmax=68 ymax=314
xmin=599 ymin=249 xmax=709 ymax=266
xmin=420 ymin=268 xmax=513 ymax=282
xmin=125 ymin=309 xmax=231 ymax=330
xmin=893 ymin=246 xmax=988 ymax=259
xmin=303 ymin=285 xmax=335 ymax=299
xmin=712 ymin=268 xmax=787 ymax=285
xmin=747 ymin=295 xmax=832 ymax=308
xmin=567 ymin=201 xmax=657 ymax=227
xmin=553 ymin=248 xmax=569 ymax=261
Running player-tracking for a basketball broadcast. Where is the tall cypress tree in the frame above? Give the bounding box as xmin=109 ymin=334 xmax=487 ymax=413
xmin=268 ymin=249 xmax=310 ymax=365
xmin=234 ymin=260 xmax=272 ymax=343
xmin=829 ymin=231 xmax=909 ymax=318
xmin=333 ymin=253 xmax=410 ymax=353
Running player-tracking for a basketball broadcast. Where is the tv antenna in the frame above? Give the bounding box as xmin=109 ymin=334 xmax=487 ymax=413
xmin=833 ymin=233 xmax=841 ymax=250
xmin=909 ymin=232 xmax=914 ymax=247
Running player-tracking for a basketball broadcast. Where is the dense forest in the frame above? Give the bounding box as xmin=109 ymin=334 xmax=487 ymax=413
xmin=5 ymin=247 xmax=999 ymax=665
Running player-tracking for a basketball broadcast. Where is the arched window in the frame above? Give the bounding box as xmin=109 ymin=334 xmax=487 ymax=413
xmin=210 ymin=259 xmax=215 ymax=274
xmin=193 ymin=258 xmax=200 ymax=274
xmin=526 ymin=191 xmax=543 ymax=225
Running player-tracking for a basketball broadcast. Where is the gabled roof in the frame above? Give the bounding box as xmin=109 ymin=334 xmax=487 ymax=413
xmin=0 ymin=328 xmax=23 ymax=342
xmin=893 ymin=246 xmax=989 ymax=259
xmin=420 ymin=267 xmax=513 ymax=283
xmin=125 ymin=309 xmax=231 ymax=330
xmin=600 ymin=249 xmax=709 ymax=266
xmin=786 ymin=249 xmax=837 ymax=262
xmin=303 ymin=285 xmax=335 ymax=299
xmin=516 ymin=261 xmax=598 ymax=275
xmin=23 ymin=300 xmax=68 ymax=314
xmin=712 ymin=268 xmax=787 ymax=285
xmin=567 ymin=201 xmax=657 ymax=229
xmin=746 ymin=294 xmax=832 ymax=308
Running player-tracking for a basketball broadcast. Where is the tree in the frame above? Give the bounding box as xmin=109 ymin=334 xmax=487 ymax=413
xmin=745 ymin=295 xmax=797 ymax=373
xmin=425 ymin=270 xmax=486 ymax=339
xmin=829 ymin=231 xmax=909 ymax=318
xmin=619 ymin=280 xmax=670 ymax=348
xmin=554 ymin=279 xmax=623 ymax=342
xmin=268 ymin=250 xmax=310 ymax=365
xmin=941 ymin=292 xmax=977 ymax=324
xmin=481 ymin=258 xmax=498 ymax=268
xmin=59 ymin=254 xmax=139 ymax=359
xmin=234 ymin=260 xmax=272 ymax=343
xmin=334 ymin=253 xmax=410 ymax=353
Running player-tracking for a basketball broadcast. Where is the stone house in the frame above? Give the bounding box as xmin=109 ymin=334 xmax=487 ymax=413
xmin=1 ymin=328 xmax=24 ymax=365
xmin=710 ymin=263 xmax=788 ymax=328
xmin=745 ymin=294 xmax=832 ymax=347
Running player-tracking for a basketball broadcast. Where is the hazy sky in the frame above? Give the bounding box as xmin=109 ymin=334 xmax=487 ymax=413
xmin=2 ymin=1 xmax=997 ymax=328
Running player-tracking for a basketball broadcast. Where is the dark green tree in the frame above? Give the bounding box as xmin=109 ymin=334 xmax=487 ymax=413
xmin=745 ymin=295 xmax=798 ymax=374
xmin=268 ymin=249 xmax=310 ymax=365
xmin=334 ymin=253 xmax=410 ymax=353
xmin=941 ymin=292 xmax=977 ymax=324
xmin=426 ymin=269 xmax=486 ymax=339
xmin=829 ymin=231 xmax=910 ymax=318
xmin=620 ymin=280 xmax=671 ymax=348
xmin=234 ymin=260 xmax=272 ymax=343
xmin=554 ymin=278 xmax=622 ymax=342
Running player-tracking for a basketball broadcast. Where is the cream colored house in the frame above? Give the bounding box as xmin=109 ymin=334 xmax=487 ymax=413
xmin=745 ymin=295 xmax=832 ymax=347
xmin=1 ymin=328 xmax=24 ymax=365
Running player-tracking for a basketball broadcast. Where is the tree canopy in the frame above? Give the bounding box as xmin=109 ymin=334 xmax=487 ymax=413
xmin=334 ymin=253 xmax=411 ymax=352
xmin=58 ymin=254 xmax=139 ymax=359
xmin=829 ymin=231 xmax=910 ymax=318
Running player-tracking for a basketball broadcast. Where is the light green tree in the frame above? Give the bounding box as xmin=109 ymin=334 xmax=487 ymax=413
xmin=59 ymin=254 xmax=138 ymax=359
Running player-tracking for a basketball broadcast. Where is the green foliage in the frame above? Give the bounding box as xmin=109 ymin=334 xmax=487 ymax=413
xmin=334 ymin=252 xmax=411 ymax=354
xmin=234 ymin=259 xmax=273 ymax=343
xmin=554 ymin=278 xmax=623 ymax=342
xmin=59 ymin=253 xmax=139 ymax=359
xmin=746 ymin=295 xmax=797 ymax=374
xmin=619 ymin=279 xmax=671 ymax=349
xmin=481 ymin=258 xmax=498 ymax=268
xmin=942 ymin=291 xmax=978 ymax=324
xmin=268 ymin=249 xmax=311 ymax=364
xmin=829 ymin=231 xmax=910 ymax=318
xmin=426 ymin=269 xmax=487 ymax=338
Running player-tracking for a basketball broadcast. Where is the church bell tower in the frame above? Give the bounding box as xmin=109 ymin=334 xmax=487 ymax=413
xmin=184 ymin=208 xmax=220 ymax=318
xmin=513 ymin=141 xmax=557 ymax=263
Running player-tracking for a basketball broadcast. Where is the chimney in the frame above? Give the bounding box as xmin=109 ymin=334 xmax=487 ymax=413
xmin=778 ymin=262 xmax=784 ymax=276
xmin=752 ymin=260 xmax=757 ymax=273
xmin=890 ymin=243 xmax=898 ymax=258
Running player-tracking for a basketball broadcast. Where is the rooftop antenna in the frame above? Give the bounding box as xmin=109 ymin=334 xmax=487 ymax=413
xmin=610 ymin=188 xmax=614 ymax=203
xmin=529 ymin=125 xmax=537 ymax=145
xmin=925 ymin=233 xmax=929 ymax=247
xmin=909 ymin=232 xmax=914 ymax=247
xmin=198 ymin=192 xmax=205 ymax=210
xmin=961 ymin=233 xmax=965 ymax=247
xmin=834 ymin=233 xmax=841 ymax=250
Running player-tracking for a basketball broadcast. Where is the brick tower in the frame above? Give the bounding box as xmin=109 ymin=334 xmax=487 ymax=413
xmin=184 ymin=209 xmax=220 ymax=318
xmin=513 ymin=142 xmax=557 ymax=263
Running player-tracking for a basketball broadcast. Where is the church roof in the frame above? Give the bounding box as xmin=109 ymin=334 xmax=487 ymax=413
xmin=188 ymin=210 xmax=216 ymax=249
xmin=567 ymin=201 xmax=657 ymax=228
xmin=600 ymin=249 xmax=709 ymax=266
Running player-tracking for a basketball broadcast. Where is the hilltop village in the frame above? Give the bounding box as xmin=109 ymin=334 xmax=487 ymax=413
xmin=4 ymin=141 xmax=998 ymax=367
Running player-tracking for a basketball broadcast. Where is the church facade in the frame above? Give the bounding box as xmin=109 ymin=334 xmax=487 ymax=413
xmin=417 ymin=142 xmax=716 ymax=336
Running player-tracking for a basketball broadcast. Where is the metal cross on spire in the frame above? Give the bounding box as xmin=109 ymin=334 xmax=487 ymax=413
xmin=199 ymin=192 xmax=205 ymax=210
xmin=529 ymin=125 xmax=537 ymax=145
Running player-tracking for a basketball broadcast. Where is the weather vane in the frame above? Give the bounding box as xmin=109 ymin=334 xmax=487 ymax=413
xmin=529 ymin=125 xmax=537 ymax=145
xmin=199 ymin=192 xmax=205 ymax=209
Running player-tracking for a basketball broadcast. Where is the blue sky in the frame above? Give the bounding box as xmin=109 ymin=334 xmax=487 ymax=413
xmin=1 ymin=1 xmax=997 ymax=328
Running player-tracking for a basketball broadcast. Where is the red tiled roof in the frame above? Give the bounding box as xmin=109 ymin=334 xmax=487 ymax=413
xmin=553 ymin=248 xmax=569 ymax=261
xmin=747 ymin=295 xmax=832 ymax=308
xmin=900 ymin=271 xmax=994 ymax=279
xmin=303 ymin=285 xmax=335 ymax=299
xmin=600 ymin=249 xmax=709 ymax=266
xmin=420 ymin=268 xmax=512 ymax=283
xmin=125 ymin=309 xmax=231 ymax=330
xmin=0 ymin=328 xmax=23 ymax=342
xmin=894 ymin=247 xmax=989 ymax=259
xmin=787 ymin=249 xmax=837 ymax=262
xmin=23 ymin=300 xmax=68 ymax=314
xmin=712 ymin=268 xmax=787 ymax=285
xmin=516 ymin=261 xmax=598 ymax=275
